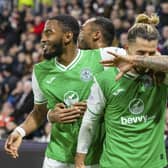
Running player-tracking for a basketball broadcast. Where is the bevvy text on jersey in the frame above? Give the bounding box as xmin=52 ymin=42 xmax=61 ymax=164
xmin=120 ymin=98 xmax=156 ymax=125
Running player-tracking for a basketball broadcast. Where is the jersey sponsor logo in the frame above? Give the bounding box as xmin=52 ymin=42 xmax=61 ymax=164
xmin=64 ymin=91 xmax=79 ymax=107
xmin=121 ymin=115 xmax=147 ymax=125
xmin=120 ymin=98 xmax=146 ymax=125
xmin=129 ymin=98 xmax=144 ymax=115
xmin=80 ymin=68 xmax=92 ymax=82
xmin=112 ymin=88 xmax=125 ymax=96
xmin=46 ymin=77 xmax=56 ymax=84
xmin=121 ymin=115 xmax=155 ymax=125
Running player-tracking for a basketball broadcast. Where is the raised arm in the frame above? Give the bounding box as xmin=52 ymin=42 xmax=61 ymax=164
xmin=131 ymin=55 xmax=168 ymax=73
xmin=101 ymin=51 xmax=168 ymax=80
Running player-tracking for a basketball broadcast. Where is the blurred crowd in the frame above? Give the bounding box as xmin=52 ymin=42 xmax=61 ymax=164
xmin=0 ymin=0 xmax=168 ymax=142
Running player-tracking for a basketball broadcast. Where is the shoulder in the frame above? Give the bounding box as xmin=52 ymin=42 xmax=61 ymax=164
xmin=100 ymin=47 xmax=126 ymax=60
xmin=100 ymin=47 xmax=126 ymax=54
xmin=80 ymin=49 xmax=102 ymax=58
xmin=34 ymin=59 xmax=55 ymax=72
xmin=95 ymin=68 xmax=117 ymax=83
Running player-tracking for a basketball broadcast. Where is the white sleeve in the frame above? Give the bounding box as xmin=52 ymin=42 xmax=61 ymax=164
xmin=77 ymin=78 xmax=106 ymax=153
xmin=32 ymin=69 xmax=47 ymax=104
xmin=100 ymin=47 xmax=127 ymax=63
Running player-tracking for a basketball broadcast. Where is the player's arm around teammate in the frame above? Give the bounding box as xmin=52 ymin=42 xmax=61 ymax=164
xmin=47 ymin=102 xmax=87 ymax=123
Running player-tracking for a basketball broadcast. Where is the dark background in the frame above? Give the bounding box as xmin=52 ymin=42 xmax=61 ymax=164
xmin=0 ymin=140 xmax=47 ymax=168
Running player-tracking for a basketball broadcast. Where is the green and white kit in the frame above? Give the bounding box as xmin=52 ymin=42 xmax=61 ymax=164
xmin=32 ymin=47 xmax=126 ymax=166
xmin=77 ymin=67 xmax=168 ymax=168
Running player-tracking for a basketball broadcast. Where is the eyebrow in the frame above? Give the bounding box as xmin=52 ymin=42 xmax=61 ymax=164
xmin=43 ymin=28 xmax=53 ymax=33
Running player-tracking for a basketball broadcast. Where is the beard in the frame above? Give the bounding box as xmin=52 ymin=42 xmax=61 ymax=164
xmin=135 ymin=67 xmax=166 ymax=85
xmin=43 ymin=42 xmax=63 ymax=60
xmin=134 ymin=67 xmax=149 ymax=75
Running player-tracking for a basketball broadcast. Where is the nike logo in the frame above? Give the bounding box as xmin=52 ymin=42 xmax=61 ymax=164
xmin=46 ymin=77 xmax=56 ymax=84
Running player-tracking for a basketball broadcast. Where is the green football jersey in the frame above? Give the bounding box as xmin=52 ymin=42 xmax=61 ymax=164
xmin=32 ymin=48 xmax=126 ymax=164
xmin=94 ymin=68 xmax=168 ymax=168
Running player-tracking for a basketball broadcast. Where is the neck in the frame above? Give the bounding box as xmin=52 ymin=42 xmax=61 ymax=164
xmin=57 ymin=44 xmax=78 ymax=66
xmin=93 ymin=41 xmax=108 ymax=49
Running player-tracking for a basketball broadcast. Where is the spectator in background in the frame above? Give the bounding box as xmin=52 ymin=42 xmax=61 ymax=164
xmin=113 ymin=18 xmax=124 ymax=40
xmin=0 ymin=79 xmax=34 ymax=137
xmin=0 ymin=102 xmax=14 ymax=138
xmin=30 ymin=15 xmax=45 ymax=38
xmin=135 ymin=0 xmax=146 ymax=13
xmin=118 ymin=32 xmax=128 ymax=48
xmin=159 ymin=25 xmax=168 ymax=55
xmin=13 ymin=52 xmax=26 ymax=78
xmin=158 ymin=0 xmax=168 ymax=29
xmin=12 ymin=80 xmax=33 ymax=125
xmin=7 ymin=81 xmax=23 ymax=108
xmin=0 ymin=64 xmax=18 ymax=102
xmin=145 ymin=3 xmax=156 ymax=16
xmin=4 ymin=10 xmax=21 ymax=52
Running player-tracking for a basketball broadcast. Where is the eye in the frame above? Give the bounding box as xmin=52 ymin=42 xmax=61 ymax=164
xmin=136 ymin=51 xmax=145 ymax=55
xmin=44 ymin=29 xmax=52 ymax=36
xmin=149 ymin=52 xmax=155 ymax=56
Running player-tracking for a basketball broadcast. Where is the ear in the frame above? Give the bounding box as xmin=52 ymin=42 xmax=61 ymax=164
xmin=64 ymin=32 xmax=73 ymax=44
xmin=92 ymin=31 xmax=101 ymax=41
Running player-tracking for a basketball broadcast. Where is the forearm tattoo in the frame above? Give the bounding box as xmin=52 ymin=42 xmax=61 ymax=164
xmin=132 ymin=56 xmax=168 ymax=72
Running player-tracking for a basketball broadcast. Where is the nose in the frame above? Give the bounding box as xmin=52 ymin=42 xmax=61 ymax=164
xmin=41 ymin=33 xmax=48 ymax=44
xmin=41 ymin=35 xmax=48 ymax=48
xmin=41 ymin=40 xmax=45 ymax=46
xmin=40 ymin=40 xmax=46 ymax=49
xmin=144 ymin=52 xmax=150 ymax=57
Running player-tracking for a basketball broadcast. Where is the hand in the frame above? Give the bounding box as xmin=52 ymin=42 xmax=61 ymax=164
xmin=73 ymin=101 xmax=87 ymax=117
xmin=47 ymin=103 xmax=81 ymax=123
xmin=100 ymin=51 xmax=133 ymax=80
xmin=4 ymin=130 xmax=23 ymax=159
xmin=75 ymin=153 xmax=86 ymax=168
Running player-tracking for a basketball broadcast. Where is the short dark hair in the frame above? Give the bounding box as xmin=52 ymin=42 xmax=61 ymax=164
xmin=48 ymin=15 xmax=80 ymax=44
xmin=92 ymin=17 xmax=115 ymax=46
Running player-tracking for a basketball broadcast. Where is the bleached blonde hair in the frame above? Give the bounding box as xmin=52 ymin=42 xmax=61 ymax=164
xmin=128 ymin=13 xmax=160 ymax=42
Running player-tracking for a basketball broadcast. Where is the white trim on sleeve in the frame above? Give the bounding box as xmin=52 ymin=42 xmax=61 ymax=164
xmin=77 ymin=78 xmax=105 ymax=154
xmin=100 ymin=47 xmax=126 ymax=61
xmin=32 ymin=69 xmax=47 ymax=104
xmin=100 ymin=47 xmax=126 ymax=70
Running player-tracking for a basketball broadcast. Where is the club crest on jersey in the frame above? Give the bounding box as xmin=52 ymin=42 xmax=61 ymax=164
xmin=64 ymin=91 xmax=79 ymax=107
xmin=128 ymin=98 xmax=144 ymax=115
xmin=80 ymin=68 xmax=92 ymax=82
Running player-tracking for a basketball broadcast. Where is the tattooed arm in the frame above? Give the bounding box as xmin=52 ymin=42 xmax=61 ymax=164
xmin=100 ymin=51 xmax=168 ymax=80
xmin=131 ymin=55 xmax=168 ymax=73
